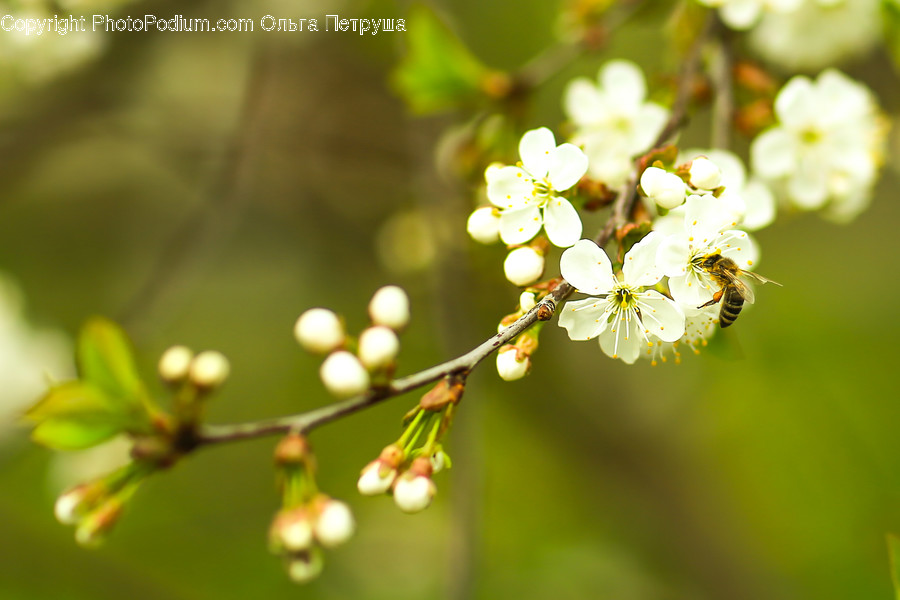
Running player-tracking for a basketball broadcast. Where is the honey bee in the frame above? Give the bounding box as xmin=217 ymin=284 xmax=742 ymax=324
xmin=698 ymin=253 xmax=781 ymax=328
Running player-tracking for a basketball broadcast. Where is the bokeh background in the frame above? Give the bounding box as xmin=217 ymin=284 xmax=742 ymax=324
xmin=2 ymin=0 xmax=900 ymax=599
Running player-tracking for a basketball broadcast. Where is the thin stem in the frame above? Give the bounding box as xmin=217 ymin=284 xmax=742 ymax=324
xmin=708 ymin=17 xmax=734 ymax=150
xmin=195 ymin=13 xmax=713 ymax=449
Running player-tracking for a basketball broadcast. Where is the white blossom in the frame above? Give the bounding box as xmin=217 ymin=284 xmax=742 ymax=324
xmin=466 ymin=206 xmax=501 ymax=244
xmin=750 ymin=69 xmax=885 ymax=222
xmin=294 ymin=308 xmax=345 ymax=354
xmin=564 ymin=60 xmax=668 ymax=188
xmin=558 ymin=235 xmax=685 ymax=365
xmin=357 ymin=326 xmax=400 ymax=370
xmin=688 ymin=157 xmax=722 ymax=191
xmin=496 ymin=346 xmax=530 ymax=381
xmin=696 ymin=0 xmax=803 ymax=30
xmin=189 ymin=351 xmax=230 ymax=389
xmin=656 ymin=195 xmax=759 ymax=308
xmin=640 ymin=167 xmax=687 ymax=210
xmin=158 ymin=345 xmax=194 ymax=383
xmin=503 ymin=247 xmax=545 ymax=287
xmin=368 ymin=286 xmax=410 ymax=330
xmin=748 ymin=0 xmax=882 ymax=71
xmin=393 ymin=472 xmax=436 ymax=514
xmin=319 ymin=351 xmax=370 ymax=398
xmin=313 ymin=499 xmax=355 ymax=548
xmin=486 ymin=127 xmax=587 ymax=247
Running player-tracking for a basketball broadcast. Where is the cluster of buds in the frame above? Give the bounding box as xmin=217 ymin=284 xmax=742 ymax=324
xmin=639 ymin=151 xmax=724 ymax=212
xmin=54 ymin=463 xmax=146 ymax=547
xmin=294 ymin=286 xmax=410 ymax=398
xmin=157 ymin=345 xmax=231 ymax=431
xmin=269 ymin=433 xmax=355 ymax=583
xmin=357 ymin=378 xmax=459 ymax=513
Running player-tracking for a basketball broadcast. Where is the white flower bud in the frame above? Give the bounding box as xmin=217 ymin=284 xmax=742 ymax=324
xmin=496 ymin=347 xmax=530 ymax=381
xmin=189 ymin=351 xmax=230 ymax=389
xmin=430 ymin=451 xmax=449 ymax=474
xmin=158 ymin=345 xmax=193 ymax=383
xmin=503 ymin=247 xmax=544 ymax=287
xmin=287 ymin=551 xmax=324 ymax=584
xmin=368 ymin=285 xmax=410 ymax=330
xmin=640 ymin=166 xmax=687 ymax=209
xmin=466 ymin=206 xmax=501 ymax=244
xmin=357 ymin=326 xmax=400 ymax=370
xmin=393 ymin=473 xmax=436 ymax=514
xmin=55 ymin=487 xmax=88 ymax=525
xmin=519 ymin=291 xmax=536 ymax=312
xmin=319 ymin=351 xmax=370 ymax=398
xmin=313 ymin=500 xmax=355 ymax=548
xmin=279 ymin=512 xmax=314 ymax=551
xmin=689 ymin=157 xmax=722 ymax=190
xmin=294 ymin=308 xmax=344 ymax=354
xmin=357 ymin=460 xmax=397 ymax=495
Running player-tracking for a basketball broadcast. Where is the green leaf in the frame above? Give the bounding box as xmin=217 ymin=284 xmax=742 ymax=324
xmin=31 ymin=418 xmax=123 ymax=451
xmin=888 ymin=534 xmax=900 ymax=600
xmin=25 ymin=381 xmax=149 ymax=450
xmin=77 ymin=317 xmax=145 ymax=406
xmin=390 ymin=4 xmax=488 ymax=114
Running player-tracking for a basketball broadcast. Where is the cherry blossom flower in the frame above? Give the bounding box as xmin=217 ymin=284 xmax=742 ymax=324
xmin=564 ymin=60 xmax=668 ymax=189
xmin=558 ymin=234 xmax=685 ymax=364
xmin=486 ymin=127 xmax=587 ymax=248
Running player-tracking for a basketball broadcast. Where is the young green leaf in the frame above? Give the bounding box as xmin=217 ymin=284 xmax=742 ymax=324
xmin=391 ymin=5 xmax=488 ymax=114
xmin=77 ymin=317 xmax=146 ymax=406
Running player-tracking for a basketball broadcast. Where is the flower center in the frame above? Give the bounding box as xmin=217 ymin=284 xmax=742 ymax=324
xmin=532 ymin=178 xmax=553 ymax=198
xmin=800 ymin=127 xmax=823 ymax=145
xmin=611 ymin=285 xmax=637 ymax=310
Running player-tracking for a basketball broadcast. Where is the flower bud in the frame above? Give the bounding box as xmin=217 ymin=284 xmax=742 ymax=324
xmin=357 ymin=326 xmax=400 ymax=370
xmin=74 ymin=498 xmax=123 ymax=548
xmin=158 ymin=345 xmax=193 ymax=384
xmin=357 ymin=444 xmax=404 ymax=496
xmin=689 ymin=157 xmax=722 ymax=190
xmin=393 ymin=460 xmax=436 ymax=514
xmin=313 ymin=498 xmax=355 ymax=548
xmin=271 ymin=508 xmax=314 ymax=552
xmin=496 ymin=346 xmax=530 ymax=381
xmin=466 ymin=206 xmax=501 ymax=244
xmin=294 ymin=308 xmax=345 ymax=354
xmin=189 ymin=351 xmax=230 ymax=389
xmin=368 ymin=286 xmax=410 ymax=330
xmin=519 ymin=291 xmax=536 ymax=312
xmin=640 ymin=166 xmax=687 ymax=209
xmin=319 ymin=351 xmax=370 ymax=398
xmin=287 ymin=550 xmax=324 ymax=584
xmin=503 ymin=247 xmax=544 ymax=287
xmin=55 ymin=483 xmax=98 ymax=525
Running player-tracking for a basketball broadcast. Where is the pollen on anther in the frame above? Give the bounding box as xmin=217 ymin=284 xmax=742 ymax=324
xmin=737 ymin=247 xmax=742 ymax=251
xmin=688 ymin=236 xmax=694 ymax=242
xmin=692 ymin=220 xmax=697 ymax=226
xmin=747 ymin=260 xmax=754 ymax=265
xmin=518 ymin=227 xmax=524 ymax=232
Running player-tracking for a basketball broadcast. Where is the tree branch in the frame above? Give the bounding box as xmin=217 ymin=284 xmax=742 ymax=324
xmin=195 ymin=13 xmax=713 ymax=447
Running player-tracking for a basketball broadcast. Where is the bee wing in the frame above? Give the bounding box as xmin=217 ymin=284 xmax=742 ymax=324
xmin=731 ymin=277 xmax=755 ymax=304
xmin=742 ymin=271 xmax=782 ymax=287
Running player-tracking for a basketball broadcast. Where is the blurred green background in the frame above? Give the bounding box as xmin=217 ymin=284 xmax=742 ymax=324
xmin=2 ymin=0 xmax=900 ymax=599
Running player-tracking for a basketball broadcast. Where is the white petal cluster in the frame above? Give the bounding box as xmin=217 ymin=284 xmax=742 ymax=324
xmin=695 ymin=0 xmax=802 ymax=30
xmin=750 ymin=69 xmax=885 ymax=222
xmin=558 ymin=234 xmax=685 ymax=364
xmin=485 ymin=127 xmax=588 ymax=248
xmin=564 ymin=60 xmax=668 ymax=189
xmin=748 ymin=0 xmax=882 ymax=71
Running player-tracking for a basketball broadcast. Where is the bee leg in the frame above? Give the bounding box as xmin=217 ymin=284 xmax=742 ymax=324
xmin=697 ymin=290 xmax=723 ymax=309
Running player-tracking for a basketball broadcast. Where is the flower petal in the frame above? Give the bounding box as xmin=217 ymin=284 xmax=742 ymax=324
xmin=559 ymin=239 xmax=614 ymax=295
xmin=599 ymin=309 xmax=642 ymax=364
xmin=543 ymin=198 xmax=583 ymax=248
xmin=548 ymin=144 xmax=588 ymax=192
xmin=518 ymin=127 xmax=556 ymax=179
xmin=486 ymin=166 xmax=533 ymax=209
xmin=635 ymin=291 xmax=686 ymax=343
xmin=715 ymin=230 xmax=759 ymax=271
xmin=623 ymin=231 xmax=664 ymax=287
xmin=669 ymin=270 xmax=716 ymax=308
xmin=499 ymin=206 xmax=542 ymax=245
xmin=656 ymin=234 xmax=691 ymax=278
xmin=558 ymin=297 xmax=611 ymax=341
xmin=564 ymin=78 xmax=604 ymax=126
xmin=751 ymin=128 xmax=796 ymax=179
xmin=599 ymin=60 xmax=646 ymax=111
xmin=683 ymin=194 xmax=732 ymax=241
